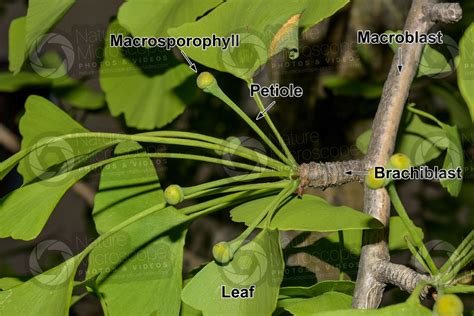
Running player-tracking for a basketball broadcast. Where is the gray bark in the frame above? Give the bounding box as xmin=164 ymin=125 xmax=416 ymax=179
xmin=352 ymin=0 xmax=462 ymax=308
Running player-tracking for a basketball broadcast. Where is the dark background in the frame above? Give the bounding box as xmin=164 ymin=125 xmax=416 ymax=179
xmin=0 ymin=0 xmax=472 ymax=314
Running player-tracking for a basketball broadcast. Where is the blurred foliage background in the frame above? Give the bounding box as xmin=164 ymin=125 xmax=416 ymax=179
xmin=0 ymin=0 xmax=472 ymax=314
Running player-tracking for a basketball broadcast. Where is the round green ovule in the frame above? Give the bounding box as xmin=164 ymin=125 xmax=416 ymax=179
xmin=365 ymin=167 xmax=386 ymax=190
xmin=196 ymin=72 xmax=216 ymax=90
xmin=212 ymin=241 xmax=233 ymax=264
xmin=434 ymin=294 xmax=463 ymax=316
xmin=164 ymin=184 xmax=184 ymax=205
xmin=388 ymin=153 xmax=412 ymax=170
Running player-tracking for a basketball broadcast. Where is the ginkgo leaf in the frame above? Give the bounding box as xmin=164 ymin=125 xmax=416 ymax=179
xmin=89 ymin=142 xmax=187 ymax=315
xmin=117 ymin=0 xmax=222 ymax=37
xmin=182 ymin=229 xmax=284 ymax=315
xmin=169 ymin=0 xmax=348 ymax=81
xmin=9 ymin=0 xmax=76 ymax=73
xmin=0 ymin=256 xmax=79 ymax=315
xmin=231 ymin=194 xmax=382 ymax=231
xmin=17 ymin=95 xmax=115 ymax=184
xmin=100 ymin=21 xmax=194 ymax=129
xmin=458 ymin=23 xmax=474 ymax=122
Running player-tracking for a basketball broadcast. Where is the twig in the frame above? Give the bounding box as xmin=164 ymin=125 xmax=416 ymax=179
xmin=373 ymin=261 xmax=430 ymax=297
xmin=352 ymin=0 xmax=462 ymax=308
xmin=0 ymin=123 xmax=95 ymax=207
xmin=298 ymin=160 xmax=364 ymax=189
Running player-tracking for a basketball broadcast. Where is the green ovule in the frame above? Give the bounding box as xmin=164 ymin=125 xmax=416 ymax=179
xmin=212 ymin=241 xmax=233 ymax=264
xmin=388 ymin=153 xmax=412 ymax=170
xmin=164 ymin=184 xmax=184 ymax=205
xmin=196 ymin=72 xmax=217 ymax=90
xmin=434 ymin=294 xmax=464 ymax=316
xmin=365 ymin=167 xmax=387 ymax=190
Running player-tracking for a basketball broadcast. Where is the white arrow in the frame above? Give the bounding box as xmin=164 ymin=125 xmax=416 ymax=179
xmin=344 ymin=170 xmax=367 ymax=176
xmin=256 ymin=101 xmax=276 ymax=120
xmin=180 ymin=50 xmax=197 ymax=73
xmin=397 ymin=46 xmax=403 ymax=73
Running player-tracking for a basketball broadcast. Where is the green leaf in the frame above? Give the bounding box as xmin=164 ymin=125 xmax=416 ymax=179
xmin=283 ymin=291 xmax=352 ymax=315
xmin=8 ymin=0 xmax=76 ymax=73
xmin=356 ymin=112 xmax=447 ymax=166
xmin=388 ymin=216 xmax=424 ymax=251
xmin=100 ymin=20 xmax=194 ymax=129
xmin=280 ymin=280 xmax=355 ymax=298
xmin=324 ymin=216 xmax=423 ymax=253
xmin=314 ymin=301 xmax=432 ymax=316
xmin=92 ymin=141 xmax=165 ymax=233
xmin=0 ymin=72 xmax=50 ymax=92
xmin=458 ymin=23 xmax=474 ymax=122
xmin=8 ymin=17 xmax=27 ymax=73
xmin=439 ymin=124 xmax=463 ymax=196
xmin=428 ymin=84 xmax=472 ymax=130
xmin=417 ymin=45 xmax=452 ymax=78
xmin=180 ymin=300 xmax=202 ymax=316
xmin=20 ymin=0 xmax=75 ymax=73
xmin=89 ymin=207 xmax=188 ymax=315
xmin=2 ymin=49 xmax=105 ymax=110
xmin=322 ymin=75 xmax=383 ymax=99
xmin=53 ymin=84 xmax=105 ymax=110
xmin=230 ymin=195 xmax=382 ymax=231
xmin=17 ymin=95 xmax=115 ymax=183
xmin=89 ymin=142 xmax=186 ymax=315
xmin=386 ymin=31 xmax=451 ymax=78
xmin=182 ymin=229 xmax=284 ymax=315
xmin=0 ymin=257 xmax=79 ymax=315
xmin=0 ymin=166 xmax=90 ymax=240
xmin=300 ymin=0 xmax=349 ymax=31
xmin=118 ymin=0 xmax=222 ymax=37
xmin=169 ymin=0 xmax=305 ymax=80
xmin=0 ymin=278 xmax=23 ymax=290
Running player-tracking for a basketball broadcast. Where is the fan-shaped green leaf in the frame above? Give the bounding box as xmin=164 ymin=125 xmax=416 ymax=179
xmin=89 ymin=142 xmax=186 ymax=315
xmin=458 ymin=23 xmax=474 ymax=122
xmin=231 ymin=195 xmax=382 ymax=231
xmin=0 ymin=166 xmax=90 ymax=240
xmin=100 ymin=21 xmax=194 ymax=129
xmin=118 ymin=0 xmax=222 ymax=37
xmin=8 ymin=0 xmax=76 ymax=73
xmin=182 ymin=229 xmax=284 ymax=315
xmin=0 ymin=257 xmax=79 ymax=315
xmin=283 ymin=291 xmax=352 ymax=315
xmin=17 ymin=95 xmax=115 ymax=183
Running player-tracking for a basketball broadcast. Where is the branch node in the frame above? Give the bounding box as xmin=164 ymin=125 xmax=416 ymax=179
xmin=298 ymin=160 xmax=364 ymax=190
xmin=430 ymin=3 xmax=462 ymax=23
xmin=373 ymin=261 xmax=430 ymax=298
